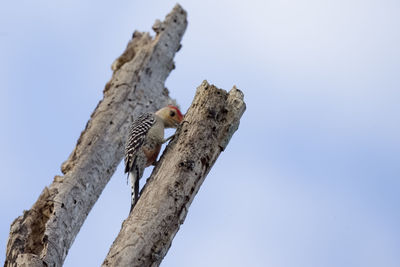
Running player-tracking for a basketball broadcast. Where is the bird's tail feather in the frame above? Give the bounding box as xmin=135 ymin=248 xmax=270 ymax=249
xmin=129 ymin=171 xmax=139 ymax=212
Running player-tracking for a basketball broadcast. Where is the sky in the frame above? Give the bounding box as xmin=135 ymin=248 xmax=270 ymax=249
xmin=1 ymin=0 xmax=400 ymax=266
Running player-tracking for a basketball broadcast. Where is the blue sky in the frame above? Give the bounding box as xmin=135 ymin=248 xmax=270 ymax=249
xmin=1 ymin=0 xmax=399 ymax=266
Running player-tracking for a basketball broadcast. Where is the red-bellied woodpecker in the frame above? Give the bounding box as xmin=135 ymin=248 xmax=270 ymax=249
xmin=124 ymin=105 xmax=184 ymax=211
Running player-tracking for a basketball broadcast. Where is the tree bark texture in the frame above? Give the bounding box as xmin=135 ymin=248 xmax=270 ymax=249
xmin=5 ymin=4 xmax=187 ymax=267
xmin=102 ymin=80 xmax=246 ymax=267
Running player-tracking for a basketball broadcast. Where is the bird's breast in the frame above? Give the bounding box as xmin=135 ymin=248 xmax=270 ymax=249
xmin=142 ymin=143 xmax=162 ymax=167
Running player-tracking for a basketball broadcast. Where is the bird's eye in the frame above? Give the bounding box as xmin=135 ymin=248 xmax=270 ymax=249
xmin=170 ymin=110 xmax=175 ymax=117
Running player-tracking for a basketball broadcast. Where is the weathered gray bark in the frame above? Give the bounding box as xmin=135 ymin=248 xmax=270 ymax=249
xmin=5 ymin=4 xmax=187 ymax=267
xmin=102 ymin=81 xmax=246 ymax=267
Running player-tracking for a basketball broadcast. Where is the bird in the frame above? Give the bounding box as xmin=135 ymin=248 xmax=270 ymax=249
xmin=124 ymin=105 xmax=184 ymax=211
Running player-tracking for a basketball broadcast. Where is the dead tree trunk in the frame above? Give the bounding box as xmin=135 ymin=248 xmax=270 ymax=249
xmin=4 ymin=5 xmax=187 ymax=267
xmin=103 ymin=81 xmax=246 ymax=267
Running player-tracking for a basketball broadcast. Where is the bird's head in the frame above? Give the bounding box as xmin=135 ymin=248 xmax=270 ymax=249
xmin=155 ymin=105 xmax=184 ymax=128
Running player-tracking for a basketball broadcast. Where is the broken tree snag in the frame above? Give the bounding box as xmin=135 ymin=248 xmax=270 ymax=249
xmin=102 ymin=80 xmax=246 ymax=267
xmin=4 ymin=4 xmax=187 ymax=267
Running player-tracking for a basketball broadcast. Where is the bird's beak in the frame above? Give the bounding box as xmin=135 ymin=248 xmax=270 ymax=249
xmin=172 ymin=116 xmax=183 ymax=128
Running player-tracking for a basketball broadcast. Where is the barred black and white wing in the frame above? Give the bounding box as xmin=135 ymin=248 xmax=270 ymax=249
xmin=124 ymin=113 xmax=156 ymax=173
